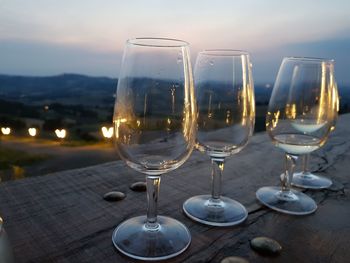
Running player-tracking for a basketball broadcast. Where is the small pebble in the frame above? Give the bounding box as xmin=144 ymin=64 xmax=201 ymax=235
xmin=221 ymin=256 xmax=249 ymax=263
xmin=130 ymin=182 xmax=147 ymax=192
xmin=250 ymin=237 xmax=282 ymax=256
xmin=103 ymin=191 xmax=126 ymax=202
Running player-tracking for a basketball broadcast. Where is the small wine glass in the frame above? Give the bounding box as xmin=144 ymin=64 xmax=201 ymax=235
xmin=183 ymin=50 xmax=255 ymax=226
xmin=112 ymin=38 xmax=196 ymax=260
xmin=257 ymin=57 xmax=337 ymax=215
xmin=291 ymin=83 xmax=339 ymax=189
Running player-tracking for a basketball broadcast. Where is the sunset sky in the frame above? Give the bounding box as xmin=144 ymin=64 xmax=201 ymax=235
xmin=0 ymin=0 xmax=349 ymax=83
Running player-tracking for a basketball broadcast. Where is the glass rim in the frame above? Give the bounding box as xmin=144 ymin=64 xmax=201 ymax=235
xmin=284 ymin=56 xmax=334 ymax=63
xmin=199 ymin=49 xmax=250 ymax=57
xmin=127 ymin=37 xmax=189 ymax=48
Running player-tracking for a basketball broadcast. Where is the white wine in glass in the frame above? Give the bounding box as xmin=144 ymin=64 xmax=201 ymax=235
xmin=112 ymin=38 xmax=196 ymax=260
xmin=257 ymin=57 xmax=337 ymax=215
xmin=291 ymin=83 xmax=339 ymax=189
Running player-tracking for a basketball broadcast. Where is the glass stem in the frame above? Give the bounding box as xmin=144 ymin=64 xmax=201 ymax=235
xmin=281 ymin=153 xmax=298 ymax=192
xmin=145 ymin=175 xmax=160 ymax=230
xmin=302 ymin=154 xmax=310 ymax=174
xmin=211 ymin=158 xmax=225 ymax=200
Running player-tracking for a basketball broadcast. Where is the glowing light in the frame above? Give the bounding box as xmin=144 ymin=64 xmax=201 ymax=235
xmin=55 ymin=129 xmax=66 ymax=139
xmin=1 ymin=127 xmax=11 ymax=135
xmin=28 ymin=128 xmax=37 ymax=137
xmin=291 ymin=104 xmax=296 ymax=119
xmin=101 ymin=126 xmax=114 ymax=139
xmin=167 ymin=118 xmax=171 ymax=125
xmin=218 ymin=162 xmax=224 ymax=171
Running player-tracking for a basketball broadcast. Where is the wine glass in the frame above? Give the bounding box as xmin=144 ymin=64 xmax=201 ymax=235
xmin=112 ymin=38 xmax=196 ymax=260
xmin=291 ymin=83 xmax=339 ymax=189
xmin=257 ymin=57 xmax=337 ymax=215
xmin=183 ymin=50 xmax=255 ymax=226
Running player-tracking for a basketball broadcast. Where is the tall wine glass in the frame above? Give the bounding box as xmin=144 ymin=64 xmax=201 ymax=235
xmin=183 ymin=50 xmax=255 ymax=226
xmin=112 ymin=38 xmax=196 ymax=260
xmin=257 ymin=57 xmax=337 ymax=215
xmin=291 ymin=83 xmax=339 ymax=189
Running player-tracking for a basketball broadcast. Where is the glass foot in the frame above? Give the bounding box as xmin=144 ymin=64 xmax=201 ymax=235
xmin=183 ymin=195 xmax=247 ymax=226
xmin=112 ymin=215 xmax=191 ymax=261
xmin=256 ymin=186 xmax=317 ymax=215
xmin=291 ymin=172 xmax=332 ymax=189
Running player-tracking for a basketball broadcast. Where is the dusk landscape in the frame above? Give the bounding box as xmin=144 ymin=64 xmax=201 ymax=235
xmin=0 ymin=1 xmax=350 ymax=262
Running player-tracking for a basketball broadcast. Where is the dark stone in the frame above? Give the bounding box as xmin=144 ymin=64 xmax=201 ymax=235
xmin=130 ymin=182 xmax=147 ymax=192
xmin=221 ymin=256 xmax=249 ymax=263
xmin=250 ymin=237 xmax=282 ymax=256
xmin=103 ymin=191 xmax=126 ymax=202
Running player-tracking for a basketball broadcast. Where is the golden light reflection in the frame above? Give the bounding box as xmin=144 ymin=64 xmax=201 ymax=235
xmin=318 ymin=62 xmax=326 ymax=123
xmin=241 ymin=54 xmax=248 ymax=126
xmin=115 ymin=121 xmax=120 ymax=139
xmin=28 ymin=128 xmax=37 ymax=137
xmin=101 ymin=126 xmax=114 ymax=139
xmin=285 ymin=103 xmax=297 ymax=119
xmin=330 ymin=79 xmax=339 ymax=132
xmin=1 ymin=127 xmax=11 ymax=135
xmin=267 ymin=110 xmax=280 ymax=129
xmin=331 ymin=81 xmax=339 ymax=113
xmin=115 ymin=118 xmax=127 ymax=139
xmin=336 ymin=94 xmax=340 ymax=112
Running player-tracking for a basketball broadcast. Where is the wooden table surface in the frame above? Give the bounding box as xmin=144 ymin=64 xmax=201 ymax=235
xmin=0 ymin=114 xmax=349 ymax=263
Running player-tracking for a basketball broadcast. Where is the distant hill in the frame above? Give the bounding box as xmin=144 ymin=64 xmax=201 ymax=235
xmin=1 ymin=73 xmax=349 ymax=111
xmin=0 ymin=73 xmax=273 ymax=105
xmin=0 ymin=73 xmax=117 ymax=106
xmin=1 ymin=73 xmax=349 ymax=134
